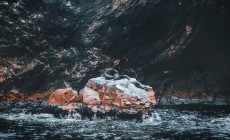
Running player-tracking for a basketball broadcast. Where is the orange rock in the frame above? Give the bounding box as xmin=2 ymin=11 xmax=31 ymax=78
xmin=80 ymin=76 xmax=156 ymax=110
xmin=46 ymin=73 xmax=156 ymax=115
xmin=28 ymin=88 xmax=55 ymax=100
xmin=6 ymin=89 xmax=27 ymax=101
xmin=79 ymin=87 xmax=100 ymax=105
xmin=48 ymin=88 xmax=78 ymax=105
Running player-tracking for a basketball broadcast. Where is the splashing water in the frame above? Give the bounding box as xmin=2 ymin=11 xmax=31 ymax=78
xmin=0 ymin=104 xmax=230 ymax=139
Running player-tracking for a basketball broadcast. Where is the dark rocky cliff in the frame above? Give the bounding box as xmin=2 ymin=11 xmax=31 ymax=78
xmin=1 ymin=0 xmax=230 ymax=105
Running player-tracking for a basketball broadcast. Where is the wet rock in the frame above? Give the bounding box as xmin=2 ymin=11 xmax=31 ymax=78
xmin=0 ymin=100 xmax=67 ymax=118
xmin=29 ymin=104 xmax=69 ymax=118
xmin=73 ymin=104 xmax=145 ymax=120
xmin=78 ymin=69 xmax=156 ymax=116
xmin=40 ymin=70 xmax=156 ymax=119
xmin=6 ymin=89 xmax=27 ymax=101
xmin=48 ymin=88 xmax=78 ymax=105
xmin=80 ymin=73 xmax=156 ymax=108
xmin=117 ymin=110 xmax=142 ymax=121
xmin=75 ymin=105 xmax=95 ymax=119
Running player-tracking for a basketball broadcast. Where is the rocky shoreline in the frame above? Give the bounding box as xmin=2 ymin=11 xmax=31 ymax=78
xmin=1 ymin=0 xmax=230 ymax=106
xmin=0 ymin=69 xmax=156 ymax=120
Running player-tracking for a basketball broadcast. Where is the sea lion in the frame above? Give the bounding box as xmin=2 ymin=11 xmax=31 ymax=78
xmin=102 ymin=68 xmax=147 ymax=89
xmin=114 ymin=75 xmax=130 ymax=80
xmin=102 ymin=68 xmax=119 ymax=80
xmin=132 ymin=81 xmax=148 ymax=89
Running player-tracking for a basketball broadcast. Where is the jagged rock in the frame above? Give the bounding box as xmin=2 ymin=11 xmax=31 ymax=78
xmin=6 ymin=89 xmax=27 ymax=101
xmin=0 ymin=0 xmax=229 ymax=105
xmin=79 ymin=71 xmax=156 ymax=112
xmin=48 ymin=88 xmax=78 ymax=105
xmin=0 ymin=67 xmax=7 ymax=83
xmin=43 ymin=69 xmax=157 ymax=118
xmin=28 ymin=88 xmax=55 ymax=100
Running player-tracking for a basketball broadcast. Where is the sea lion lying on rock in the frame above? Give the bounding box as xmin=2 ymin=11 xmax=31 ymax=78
xmin=102 ymin=68 xmax=149 ymax=89
xmin=102 ymin=68 xmax=120 ymax=80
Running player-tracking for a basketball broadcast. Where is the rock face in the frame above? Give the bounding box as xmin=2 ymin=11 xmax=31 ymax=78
xmin=0 ymin=0 xmax=230 ymax=105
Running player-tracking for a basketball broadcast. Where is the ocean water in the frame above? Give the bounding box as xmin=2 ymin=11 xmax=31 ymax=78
xmin=0 ymin=103 xmax=230 ymax=139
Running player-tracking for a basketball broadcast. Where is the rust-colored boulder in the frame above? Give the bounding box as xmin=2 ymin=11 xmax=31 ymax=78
xmin=45 ymin=69 xmax=156 ymax=117
xmin=28 ymin=88 xmax=55 ymax=101
xmin=79 ymin=76 xmax=156 ymax=110
xmin=48 ymin=88 xmax=78 ymax=105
